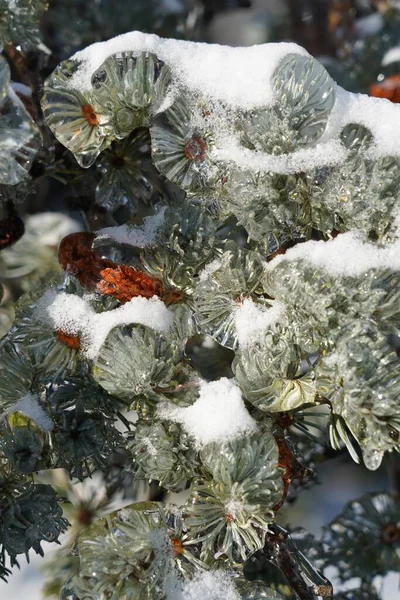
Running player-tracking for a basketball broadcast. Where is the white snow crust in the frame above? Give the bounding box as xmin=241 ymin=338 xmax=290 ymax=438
xmin=198 ymin=258 xmax=222 ymax=282
xmin=354 ymin=13 xmax=384 ymax=38
xmin=45 ymin=33 xmax=400 ymax=328
xmin=322 ymin=85 xmax=400 ymax=158
xmin=70 ymin=32 xmax=307 ymax=109
xmin=63 ymin=31 xmax=400 ymax=174
xmin=158 ymin=377 xmax=257 ymax=448
xmin=26 ymin=212 xmax=81 ymax=246
xmin=10 ymin=394 xmax=54 ymax=431
xmin=173 ymin=571 xmax=241 ymax=600
xmin=382 ymin=46 xmax=400 ymax=66
xmin=97 ymin=207 xmax=166 ymax=247
xmin=35 ymin=290 xmax=172 ymax=360
xmin=266 ymin=227 xmax=400 ymax=277
xmin=235 ymin=298 xmax=285 ymax=347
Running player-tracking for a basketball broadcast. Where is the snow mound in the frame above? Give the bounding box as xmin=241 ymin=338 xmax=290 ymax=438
xmin=158 ymin=377 xmax=257 ymax=448
xmin=35 ymin=290 xmax=172 ymax=360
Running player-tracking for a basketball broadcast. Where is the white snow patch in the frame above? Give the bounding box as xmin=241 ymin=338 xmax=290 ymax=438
xmin=382 ymin=46 xmax=400 ymax=67
xmin=11 ymin=394 xmax=53 ymax=431
xmin=235 ymin=298 xmax=285 ymax=347
xmin=224 ymin=499 xmax=244 ymax=520
xmin=324 ymin=353 xmax=339 ymax=368
xmin=215 ymin=137 xmax=346 ymax=174
xmin=97 ymin=207 xmax=166 ymax=247
xmin=168 ymin=570 xmax=241 ymax=600
xmin=319 ymin=85 xmax=400 ymax=158
xmin=158 ymin=377 xmax=257 ymax=448
xmin=69 ymin=32 xmax=308 ymax=109
xmin=35 ymin=290 xmax=172 ymax=360
xmin=354 ymin=13 xmax=384 ymax=38
xmin=26 ymin=212 xmax=81 ymax=247
xmin=142 ymin=437 xmax=158 ymax=457
xmin=202 ymin=335 xmax=216 ymax=349
xmin=54 ymin=31 xmax=400 ymax=175
xmin=266 ymin=229 xmax=400 ymax=277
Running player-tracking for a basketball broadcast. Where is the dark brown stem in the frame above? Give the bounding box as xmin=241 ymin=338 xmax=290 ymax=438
xmin=387 ymin=453 xmax=400 ymax=501
xmin=262 ymin=527 xmax=333 ymax=600
xmin=3 ymin=44 xmax=39 ymax=121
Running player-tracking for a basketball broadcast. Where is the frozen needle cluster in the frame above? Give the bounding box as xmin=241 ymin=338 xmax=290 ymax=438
xmin=1 ymin=30 xmax=400 ymax=600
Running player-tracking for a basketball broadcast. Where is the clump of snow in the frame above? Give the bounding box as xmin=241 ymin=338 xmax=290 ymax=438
xmin=321 ymin=85 xmax=400 ymax=158
xmin=97 ymin=207 xmax=166 ymax=247
xmin=202 ymin=335 xmax=216 ymax=349
xmin=266 ymin=229 xmax=400 ymax=277
xmin=59 ymin=31 xmax=400 ymax=174
xmin=10 ymin=394 xmax=53 ymax=431
xmin=168 ymin=570 xmax=241 ymax=600
xmin=148 ymin=527 xmax=171 ymax=559
xmin=158 ymin=377 xmax=257 ymax=448
xmin=224 ymin=499 xmax=244 ymax=520
xmin=234 ymin=298 xmax=285 ymax=347
xmin=215 ymin=137 xmax=346 ymax=174
xmin=69 ymin=32 xmax=308 ymax=109
xmin=354 ymin=13 xmax=384 ymax=38
xmin=142 ymin=437 xmax=158 ymax=457
xmin=25 ymin=212 xmax=81 ymax=246
xmin=324 ymin=353 xmax=339 ymax=368
xmin=198 ymin=258 xmax=222 ymax=282
xmin=35 ymin=290 xmax=172 ymax=360
xmin=11 ymin=82 xmax=32 ymax=97
xmin=382 ymin=46 xmax=400 ymax=67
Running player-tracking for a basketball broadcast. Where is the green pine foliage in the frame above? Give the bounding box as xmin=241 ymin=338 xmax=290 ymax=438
xmin=0 ymin=2 xmax=400 ymax=600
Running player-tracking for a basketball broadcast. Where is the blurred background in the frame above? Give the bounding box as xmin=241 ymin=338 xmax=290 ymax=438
xmin=1 ymin=0 xmax=400 ymax=598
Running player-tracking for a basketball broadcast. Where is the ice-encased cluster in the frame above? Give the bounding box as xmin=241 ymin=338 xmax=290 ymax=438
xmin=2 ymin=31 xmax=400 ymax=598
xmin=40 ymin=32 xmax=400 ymax=469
